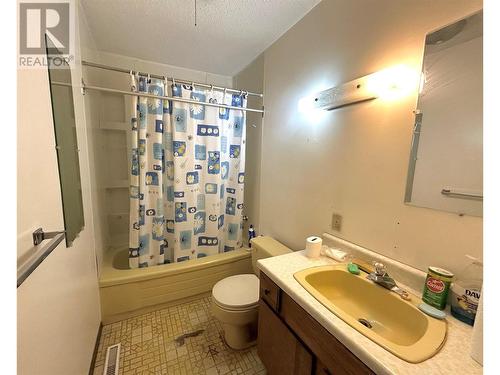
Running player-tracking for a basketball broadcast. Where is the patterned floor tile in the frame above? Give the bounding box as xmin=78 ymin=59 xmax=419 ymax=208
xmin=93 ymin=295 xmax=266 ymax=375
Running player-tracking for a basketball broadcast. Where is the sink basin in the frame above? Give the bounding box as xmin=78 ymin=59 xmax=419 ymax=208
xmin=294 ymin=265 xmax=447 ymax=363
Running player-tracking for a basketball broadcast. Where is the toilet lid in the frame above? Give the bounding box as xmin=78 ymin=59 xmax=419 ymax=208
xmin=212 ymin=274 xmax=259 ymax=310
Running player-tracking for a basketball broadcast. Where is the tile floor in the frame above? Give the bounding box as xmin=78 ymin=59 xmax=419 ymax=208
xmin=93 ymin=294 xmax=266 ymax=375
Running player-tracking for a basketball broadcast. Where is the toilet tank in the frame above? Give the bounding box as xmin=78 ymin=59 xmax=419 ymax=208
xmin=251 ymin=236 xmax=292 ymax=275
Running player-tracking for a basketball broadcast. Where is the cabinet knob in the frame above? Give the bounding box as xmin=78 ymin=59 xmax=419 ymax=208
xmin=264 ymin=288 xmax=270 ymax=295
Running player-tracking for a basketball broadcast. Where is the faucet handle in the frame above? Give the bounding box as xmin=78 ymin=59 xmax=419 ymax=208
xmin=373 ymin=262 xmax=387 ymax=276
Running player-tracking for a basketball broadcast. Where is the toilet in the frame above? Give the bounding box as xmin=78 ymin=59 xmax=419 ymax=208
xmin=211 ymin=236 xmax=292 ymax=349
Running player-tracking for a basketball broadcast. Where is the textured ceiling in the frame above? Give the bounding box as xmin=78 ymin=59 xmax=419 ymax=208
xmin=81 ymin=0 xmax=321 ymax=76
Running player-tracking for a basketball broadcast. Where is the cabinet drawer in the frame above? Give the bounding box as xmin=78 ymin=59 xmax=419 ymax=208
xmin=259 ymin=272 xmax=280 ymax=311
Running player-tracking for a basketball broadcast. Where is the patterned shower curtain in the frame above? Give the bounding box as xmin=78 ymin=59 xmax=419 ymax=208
xmin=128 ymin=75 xmax=247 ymax=268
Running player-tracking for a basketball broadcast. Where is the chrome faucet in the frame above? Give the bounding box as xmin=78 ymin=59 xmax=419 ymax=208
xmin=366 ymin=262 xmax=411 ymax=300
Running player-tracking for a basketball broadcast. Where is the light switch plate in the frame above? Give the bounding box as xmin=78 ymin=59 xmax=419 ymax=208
xmin=331 ymin=213 xmax=342 ymax=231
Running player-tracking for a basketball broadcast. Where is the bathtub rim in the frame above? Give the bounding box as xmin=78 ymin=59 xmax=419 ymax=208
xmin=100 ymin=247 xmax=252 ymax=288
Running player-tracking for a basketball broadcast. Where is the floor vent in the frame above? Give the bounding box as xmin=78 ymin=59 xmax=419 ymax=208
xmin=103 ymin=343 xmax=120 ymax=375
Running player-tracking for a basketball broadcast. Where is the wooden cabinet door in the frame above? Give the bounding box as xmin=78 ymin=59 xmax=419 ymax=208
xmin=280 ymin=293 xmax=375 ymax=375
xmin=315 ymin=360 xmax=333 ymax=375
xmin=258 ymin=300 xmax=313 ymax=375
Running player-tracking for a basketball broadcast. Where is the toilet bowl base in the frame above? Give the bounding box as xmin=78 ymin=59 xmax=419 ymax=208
xmin=221 ymin=320 xmax=257 ymax=350
xmin=210 ymin=298 xmax=259 ymax=350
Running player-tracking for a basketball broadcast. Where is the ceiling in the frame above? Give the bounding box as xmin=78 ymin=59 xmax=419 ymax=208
xmin=81 ymin=0 xmax=321 ymax=76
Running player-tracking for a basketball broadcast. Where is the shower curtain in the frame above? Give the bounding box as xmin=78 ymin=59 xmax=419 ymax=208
xmin=128 ymin=75 xmax=247 ymax=268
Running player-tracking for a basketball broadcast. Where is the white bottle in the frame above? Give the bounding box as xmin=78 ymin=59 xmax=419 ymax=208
xmin=450 ymin=255 xmax=483 ymax=326
xmin=470 ymin=292 xmax=483 ymax=365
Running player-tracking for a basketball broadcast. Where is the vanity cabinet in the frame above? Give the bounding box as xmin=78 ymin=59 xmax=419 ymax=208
xmin=258 ymin=300 xmax=313 ymax=374
xmin=258 ymin=271 xmax=375 ymax=375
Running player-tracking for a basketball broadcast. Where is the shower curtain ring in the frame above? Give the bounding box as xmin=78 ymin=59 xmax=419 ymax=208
xmin=163 ymin=75 xmax=168 ymax=95
xmin=147 ymin=73 xmax=151 ymax=83
xmin=129 ymin=70 xmax=137 ymax=92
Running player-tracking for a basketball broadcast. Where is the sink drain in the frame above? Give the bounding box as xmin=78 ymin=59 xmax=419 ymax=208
xmin=358 ymin=318 xmax=372 ymax=329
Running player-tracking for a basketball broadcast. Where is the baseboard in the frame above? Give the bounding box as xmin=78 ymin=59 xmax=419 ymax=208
xmin=102 ymin=292 xmax=211 ymax=324
xmin=88 ymin=322 xmax=103 ymax=375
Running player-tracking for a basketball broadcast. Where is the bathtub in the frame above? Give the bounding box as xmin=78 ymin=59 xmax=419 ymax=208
xmin=99 ymin=247 xmax=253 ymax=323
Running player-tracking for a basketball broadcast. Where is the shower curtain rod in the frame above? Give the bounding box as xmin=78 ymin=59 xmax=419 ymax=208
xmin=82 ymin=60 xmax=264 ymax=98
xmin=50 ymin=81 xmax=265 ymax=114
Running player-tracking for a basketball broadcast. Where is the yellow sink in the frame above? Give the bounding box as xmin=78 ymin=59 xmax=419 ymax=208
xmin=294 ymin=265 xmax=447 ymax=363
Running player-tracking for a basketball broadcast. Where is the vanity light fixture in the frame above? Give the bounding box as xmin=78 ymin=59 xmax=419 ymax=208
xmin=305 ymin=65 xmax=419 ymax=111
xmin=310 ymin=75 xmax=377 ymax=111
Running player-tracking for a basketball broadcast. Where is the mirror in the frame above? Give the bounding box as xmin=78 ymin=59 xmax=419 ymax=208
xmin=405 ymin=11 xmax=482 ymax=217
xmin=46 ymin=35 xmax=85 ymax=246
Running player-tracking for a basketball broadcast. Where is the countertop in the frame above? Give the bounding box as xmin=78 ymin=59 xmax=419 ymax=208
xmin=258 ymin=250 xmax=482 ymax=375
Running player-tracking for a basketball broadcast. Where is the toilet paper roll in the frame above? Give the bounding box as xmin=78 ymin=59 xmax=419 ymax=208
xmin=305 ymin=236 xmax=322 ymax=258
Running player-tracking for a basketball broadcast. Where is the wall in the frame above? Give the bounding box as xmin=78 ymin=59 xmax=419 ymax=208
xmin=233 ymin=54 xmax=265 ymax=245
xmin=259 ymin=0 xmax=482 ymax=274
xmin=17 ymin=2 xmax=101 ymax=374
xmin=80 ymin=48 xmax=234 ymax=265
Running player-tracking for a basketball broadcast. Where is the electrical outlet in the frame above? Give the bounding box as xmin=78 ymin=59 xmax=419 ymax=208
xmin=331 ymin=213 xmax=342 ymax=231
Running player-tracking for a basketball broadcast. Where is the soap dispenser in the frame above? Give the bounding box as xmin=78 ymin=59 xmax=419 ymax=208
xmin=450 ymin=255 xmax=483 ymax=326
xmin=248 ymin=225 xmax=256 ymax=247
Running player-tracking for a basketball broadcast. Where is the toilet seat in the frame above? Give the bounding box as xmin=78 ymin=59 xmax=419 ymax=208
xmin=212 ymin=274 xmax=259 ymax=311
